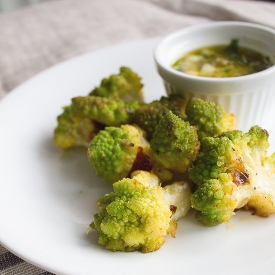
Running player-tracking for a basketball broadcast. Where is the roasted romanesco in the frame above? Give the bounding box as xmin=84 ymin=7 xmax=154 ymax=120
xmin=53 ymin=96 xmax=139 ymax=149
xmin=89 ymin=66 xmax=144 ymax=103
xmin=90 ymin=171 xmax=191 ymax=252
xmin=150 ymin=111 xmax=200 ymax=173
xmin=53 ymin=67 xmax=144 ymax=149
xmin=133 ymin=95 xmax=186 ymax=139
xmin=53 ymin=66 xmax=275 ymax=254
xmin=190 ymin=125 xmax=275 ymax=226
xmin=70 ymin=96 xmax=139 ymax=127
xmin=88 ymin=124 xmax=152 ymax=183
xmin=185 ymin=97 xmax=236 ymax=140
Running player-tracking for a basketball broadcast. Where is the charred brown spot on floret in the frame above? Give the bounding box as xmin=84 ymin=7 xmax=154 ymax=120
xmin=263 ymin=128 xmax=269 ymax=138
xmin=244 ymin=205 xmax=257 ymax=215
xmin=170 ymin=205 xmax=177 ymax=216
xmin=230 ymin=158 xmax=250 ymax=186
xmin=128 ymin=146 xmax=153 ymax=175
xmin=231 ymin=168 xmax=249 ymax=186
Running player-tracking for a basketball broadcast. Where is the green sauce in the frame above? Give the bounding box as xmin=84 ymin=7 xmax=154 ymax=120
xmin=172 ymin=39 xmax=273 ymax=77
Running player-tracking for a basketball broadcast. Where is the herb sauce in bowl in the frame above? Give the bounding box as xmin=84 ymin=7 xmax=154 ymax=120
xmin=172 ymin=40 xmax=273 ymax=77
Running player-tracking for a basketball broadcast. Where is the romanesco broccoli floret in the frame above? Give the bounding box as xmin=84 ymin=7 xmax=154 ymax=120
xmin=190 ymin=125 xmax=275 ymax=226
xmin=150 ymin=111 xmax=200 ymax=173
xmin=130 ymin=170 xmax=192 ymax=226
xmin=90 ymin=177 xmax=171 ymax=253
xmin=88 ymin=124 xmax=152 ymax=183
xmin=53 ymin=67 xmax=144 ymax=149
xmin=130 ymin=171 xmax=192 ymax=226
xmin=71 ymin=96 xmax=139 ymax=126
xmin=90 ymin=171 xmax=191 ymax=252
xmin=53 ymin=105 xmax=104 ymax=149
xmin=132 ymin=95 xmax=186 ymax=139
xmin=185 ymin=97 xmax=236 ymax=140
xmin=53 ymin=96 xmax=139 ymax=149
xmin=89 ymin=66 xmax=144 ymax=103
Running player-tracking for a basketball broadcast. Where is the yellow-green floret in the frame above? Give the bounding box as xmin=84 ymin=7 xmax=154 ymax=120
xmin=133 ymin=95 xmax=186 ymax=139
xmin=53 ymin=96 xmax=139 ymax=149
xmin=190 ymin=125 xmax=275 ymax=226
xmin=89 ymin=66 xmax=144 ymax=103
xmin=185 ymin=97 xmax=236 ymax=140
xmin=53 ymin=105 xmax=102 ymax=149
xmin=90 ymin=178 xmax=171 ymax=253
xmin=150 ymin=112 xmax=200 ymax=173
xmin=53 ymin=67 xmax=143 ymax=149
xmin=88 ymin=124 xmax=151 ymax=183
xmin=71 ymin=96 xmax=139 ymax=126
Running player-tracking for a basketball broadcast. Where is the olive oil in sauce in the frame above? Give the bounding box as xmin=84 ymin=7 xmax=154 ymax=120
xmin=172 ymin=39 xmax=273 ymax=77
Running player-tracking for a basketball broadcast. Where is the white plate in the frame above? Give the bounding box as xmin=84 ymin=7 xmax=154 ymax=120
xmin=1 ymin=37 xmax=275 ymax=275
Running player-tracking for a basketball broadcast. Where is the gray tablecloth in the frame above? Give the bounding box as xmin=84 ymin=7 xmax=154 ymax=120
xmin=1 ymin=0 xmax=275 ymax=274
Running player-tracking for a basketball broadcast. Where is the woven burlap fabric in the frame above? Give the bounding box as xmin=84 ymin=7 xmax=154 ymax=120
xmin=0 ymin=0 xmax=211 ymax=100
xmin=0 ymin=0 xmax=275 ymax=274
xmin=1 ymin=0 xmax=275 ymax=100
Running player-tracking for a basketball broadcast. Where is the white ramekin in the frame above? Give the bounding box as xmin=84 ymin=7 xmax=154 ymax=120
xmin=154 ymin=21 xmax=275 ymax=131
